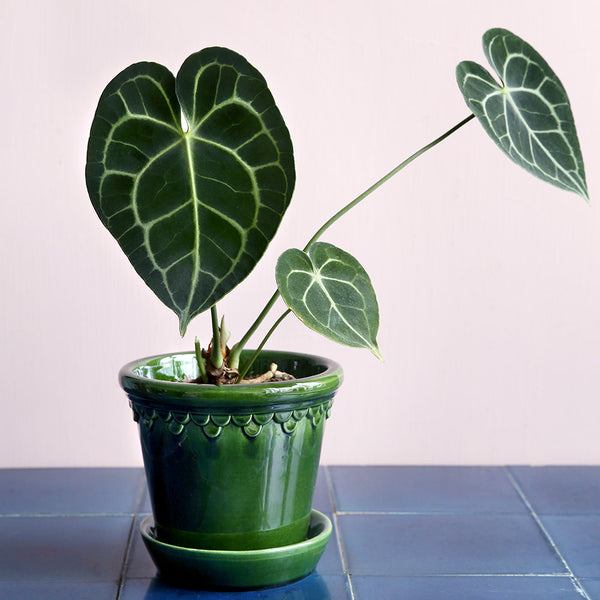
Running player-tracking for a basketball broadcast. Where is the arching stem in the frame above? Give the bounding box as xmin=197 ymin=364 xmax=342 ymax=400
xmin=303 ymin=114 xmax=476 ymax=250
xmin=237 ymin=309 xmax=291 ymax=381
xmin=230 ymin=113 xmax=476 ymax=377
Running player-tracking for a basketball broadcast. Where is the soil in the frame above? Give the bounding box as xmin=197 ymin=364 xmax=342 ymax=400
xmin=188 ymin=362 xmax=294 ymax=385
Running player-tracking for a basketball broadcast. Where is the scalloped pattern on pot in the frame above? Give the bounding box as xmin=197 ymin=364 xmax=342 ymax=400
xmin=130 ymin=399 xmax=333 ymax=440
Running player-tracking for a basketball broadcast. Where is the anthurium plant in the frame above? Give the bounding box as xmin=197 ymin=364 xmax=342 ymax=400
xmin=85 ymin=28 xmax=589 ymax=384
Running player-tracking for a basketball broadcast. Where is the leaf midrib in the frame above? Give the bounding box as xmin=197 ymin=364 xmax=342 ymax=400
xmin=463 ymin=66 xmax=586 ymax=198
xmin=501 ymin=84 xmax=586 ymax=197
xmin=292 ymin=259 xmax=376 ymax=352
xmin=183 ymin=130 xmax=201 ymax=325
xmin=486 ymin=35 xmax=587 ymax=199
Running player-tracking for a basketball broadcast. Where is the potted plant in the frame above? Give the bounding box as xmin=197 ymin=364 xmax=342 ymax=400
xmin=85 ymin=28 xmax=588 ymax=589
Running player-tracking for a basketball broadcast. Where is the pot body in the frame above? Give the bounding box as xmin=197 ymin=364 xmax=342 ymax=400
xmin=120 ymin=350 xmax=343 ymax=551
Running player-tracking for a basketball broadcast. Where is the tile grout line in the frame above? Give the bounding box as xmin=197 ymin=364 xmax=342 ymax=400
xmin=336 ymin=510 xmax=530 ymax=516
xmin=324 ymin=466 xmax=357 ymax=600
xmin=341 ymin=573 xmax=584 ymax=578
xmin=114 ymin=473 xmax=146 ymax=600
xmin=503 ymin=467 xmax=591 ymax=600
xmin=0 ymin=512 xmax=137 ymax=518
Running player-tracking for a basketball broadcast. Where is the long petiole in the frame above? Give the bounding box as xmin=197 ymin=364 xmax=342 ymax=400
xmin=232 ymin=114 xmax=476 ymax=375
xmin=303 ymin=113 xmax=475 ymax=250
xmin=237 ymin=309 xmax=291 ymax=381
xmin=228 ymin=290 xmax=280 ymax=369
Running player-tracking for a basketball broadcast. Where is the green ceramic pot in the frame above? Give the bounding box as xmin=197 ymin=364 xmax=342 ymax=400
xmin=120 ymin=350 xmax=343 ymax=553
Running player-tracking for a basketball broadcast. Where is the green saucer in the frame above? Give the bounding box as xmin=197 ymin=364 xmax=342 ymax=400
xmin=140 ymin=510 xmax=332 ymax=590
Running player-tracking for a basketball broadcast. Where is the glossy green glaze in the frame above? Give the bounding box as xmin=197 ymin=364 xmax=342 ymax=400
xmin=120 ymin=351 xmax=343 ymax=553
xmin=140 ymin=510 xmax=332 ymax=589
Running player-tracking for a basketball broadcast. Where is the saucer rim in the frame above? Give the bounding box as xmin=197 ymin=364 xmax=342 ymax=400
xmin=140 ymin=509 xmax=332 ymax=557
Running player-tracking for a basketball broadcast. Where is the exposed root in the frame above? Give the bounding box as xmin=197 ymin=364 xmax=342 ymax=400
xmin=241 ymin=363 xmax=295 ymax=384
xmin=186 ymin=362 xmax=294 ymax=385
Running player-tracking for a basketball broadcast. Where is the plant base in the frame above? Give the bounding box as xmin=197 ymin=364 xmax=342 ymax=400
xmin=140 ymin=510 xmax=332 ymax=590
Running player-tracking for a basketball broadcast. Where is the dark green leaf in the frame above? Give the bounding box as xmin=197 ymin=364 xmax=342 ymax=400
xmin=276 ymin=242 xmax=382 ymax=358
xmin=86 ymin=48 xmax=295 ymax=334
xmin=456 ymin=28 xmax=588 ymax=201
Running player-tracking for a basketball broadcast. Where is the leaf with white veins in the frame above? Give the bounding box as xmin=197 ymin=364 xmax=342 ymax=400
xmin=276 ymin=242 xmax=382 ymax=359
xmin=86 ymin=48 xmax=295 ymax=334
xmin=457 ymin=28 xmax=588 ymax=201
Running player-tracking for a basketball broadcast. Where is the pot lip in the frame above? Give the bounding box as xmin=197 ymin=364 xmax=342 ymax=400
xmin=119 ymin=349 xmax=343 ymax=409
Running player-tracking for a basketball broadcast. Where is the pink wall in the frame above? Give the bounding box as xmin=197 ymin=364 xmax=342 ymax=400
xmin=2 ymin=0 xmax=599 ymax=466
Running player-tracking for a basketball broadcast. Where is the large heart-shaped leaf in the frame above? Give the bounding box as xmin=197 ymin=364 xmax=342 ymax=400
xmin=456 ymin=28 xmax=588 ymax=201
xmin=276 ymin=242 xmax=382 ymax=359
xmin=86 ymin=48 xmax=295 ymax=334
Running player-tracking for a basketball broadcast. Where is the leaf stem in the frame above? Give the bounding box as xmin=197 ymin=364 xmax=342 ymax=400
xmin=209 ymin=305 xmax=223 ymax=369
xmin=303 ymin=113 xmax=476 ymax=250
xmin=228 ymin=290 xmax=280 ymax=369
xmin=194 ymin=337 xmax=208 ymax=383
xmin=237 ymin=309 xmax=291 ymax=381
xmin=232 ymin=113 xmax=476 ymax=374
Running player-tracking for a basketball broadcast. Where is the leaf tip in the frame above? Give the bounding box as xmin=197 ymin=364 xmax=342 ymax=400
xmin=178 ymin=316 xmax=189 ymax=337
xmin=582 ymin=189 xmax=591 ymax=205
xmin=573 ymin=181 xmax=590 ymax=204
xmin=371 ymin=344 xmax=384 ymax=362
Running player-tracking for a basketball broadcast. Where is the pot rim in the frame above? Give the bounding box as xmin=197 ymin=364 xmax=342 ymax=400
xmin=120 ymin=349 xmax=343 ymax=410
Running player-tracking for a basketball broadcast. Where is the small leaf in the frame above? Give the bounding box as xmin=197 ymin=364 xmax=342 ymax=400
xmin=276 ymin=242 xmax=382 ymax=359
xmin=86 ymin=48 xmax=295 ymax=334
xmin=456 ymin=28 xmax=588 ymax=201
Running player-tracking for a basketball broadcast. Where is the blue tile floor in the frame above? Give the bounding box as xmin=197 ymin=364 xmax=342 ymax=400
xmin=1 ymin=466 xmax=600 ymax=599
